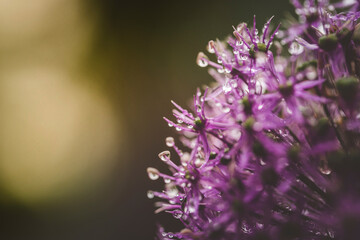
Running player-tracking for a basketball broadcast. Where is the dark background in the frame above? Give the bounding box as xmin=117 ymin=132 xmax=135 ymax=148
xmin=0 ymin=0 xmax=291 ymax=239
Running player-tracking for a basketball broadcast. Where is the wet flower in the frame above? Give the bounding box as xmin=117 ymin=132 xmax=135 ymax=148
xmin=148 ymin=0 xmax=360 ymax=239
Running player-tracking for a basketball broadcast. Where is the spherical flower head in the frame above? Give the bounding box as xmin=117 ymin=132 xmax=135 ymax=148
xmin=147 ymin=1 xmax=360 ymax=239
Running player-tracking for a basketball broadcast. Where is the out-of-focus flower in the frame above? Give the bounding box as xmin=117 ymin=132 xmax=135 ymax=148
xmin=148 ymin=1 xmax=360 ymax=239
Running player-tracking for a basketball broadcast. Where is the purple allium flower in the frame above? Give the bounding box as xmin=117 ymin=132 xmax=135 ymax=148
xmin=148 ymin=1 xmax=360 ymax=239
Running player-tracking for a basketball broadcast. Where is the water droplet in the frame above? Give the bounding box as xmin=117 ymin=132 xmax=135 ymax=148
xmin=173 ymin=211 xmax=183 ymax=219
xmin=147 ymin=190 xmax=154 ymax=199
xmin=181 ymin=152 xmax=190 ymax=162
xmin=288 ymin=42 xmax=304 ymax=55
xmin=196 ymin=52 xmax=209 ymax=67
xmin=319 ymin=161 xmax=332 ymax=175
xmin=328 ymin=5 xmax=334 ymax=11
xmin=177 ymin=119 xmax=183 ymax=124
xmin=188 ymin=201 xmax=196 ymax=213
xmin=225 ymin=67 xmax=232 ymax=73
xmin=176 ymin=127 xmax=182 ymax=131
xmin=165 ymin=137 xmax=175 ymax=147
xmin=167 ymin=186 xmax=179 ymax=198
xmin=255 ymin=29 xmax=259 ymax=35
xmin=207 ymin=40 xmax=216 ymax=53
xmin=168 ymin=123 xmax=173 ymax=127
xmin=222 ymin=107 xmax=230 ymax=113
xmin=236 ymin=40 xmax=243 ymax=46
xmin=147 ymin=167 xmax=160 ymax=180
xmin=164 ymin=178 xmax=171 ymax=184
xmin=223 ymin=79 xmax=232 ymax=93
xmin=309 ymin=7 xmax=316 ymax=13
xmin=241 ymin=54 xmax=248 ymax=60
xmin=217 ymin=58 xmax=223 ymax=64
xmin=306 ymin=68 xmax=317 ymax=80
xmin=187 ymin=125 xmax=193 ymax=129
xmin=256 ymin=222 xmax=264 ymax=229
xmin=159 ymin=150 xmax=171 ymax=161
xmin=230 ymin=80 xmax=238 ymax=88
xmin=328 ymin=230 xmax=335 ymax=238
xmin=217 ymin=68 xmax=224 ymax=73
xmin=218 ymin=131 xmax=224 ymax=138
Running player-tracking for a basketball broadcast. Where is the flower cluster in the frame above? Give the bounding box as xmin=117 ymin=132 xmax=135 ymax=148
xmin=147 ymin=0 xmax=360 ymax=239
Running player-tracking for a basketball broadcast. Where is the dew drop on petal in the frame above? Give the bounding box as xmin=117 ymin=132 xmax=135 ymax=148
xmin=147 ymin=167 xmax=160 ymax=180
xmin=196 ymin=52 xmax=209 ymax=67
xmin=176 ymin=127 xmax=182 ymax=131
xmin=147 ymin=190 xmax=154 ymax=199
xmin=188 ymin=200 xmax=196 ymax=213
xmin=207 ymin=40 xmax=216 ymax=53
xmin=223 ymin=79 xmax=232 ymax=93
xmin=165 ymin=137 xmax=175 ymax=147
xmin=222 ymin=106 xmax=230 ymax=113
xmin=167 ymin=186 xmax=179 ymax=198
xmin=319 ymin=162 xmax=332 ymax=175
xmin=306 ymin=68 xmax=317 ymax=80
xmin=236 ymin=40 xmax=243 ymax=46
xmin=288 ymin=42 xmax=304 ymax=55
xmin=217 ymin=68 xmax=225 ymax=73
xmin=158 ymin=150 xmax=171 ymax=161
xmin=230 ymin=80 xmax=238 ymax=88
xmin=173 ymin=211 xmax=183 ymax=219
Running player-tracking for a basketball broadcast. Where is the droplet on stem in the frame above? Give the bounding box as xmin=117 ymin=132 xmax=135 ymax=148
xmin=147 ymin=190 xmax=154 ymax=199
xmin=196 ymin=52 xmax=209 ymax=67
xmin=147 ymin=167 xmax=160 ymax=180
xmin=165 ymin=137 xmax=175 ymax=147
xmin=158 ymin=150 xmax=171 ymax=161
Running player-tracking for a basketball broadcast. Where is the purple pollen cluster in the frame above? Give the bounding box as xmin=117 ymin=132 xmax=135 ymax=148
xmin=147 ymin=0 xmax=360 ymax=239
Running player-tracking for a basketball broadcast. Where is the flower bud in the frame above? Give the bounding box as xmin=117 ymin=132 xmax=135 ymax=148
xmin=336 ymin=76 xmax=359 ymax=103
xmin=318 ymin=34 xmax=338 ymax=52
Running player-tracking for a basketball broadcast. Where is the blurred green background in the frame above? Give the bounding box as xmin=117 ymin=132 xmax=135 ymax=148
xmin=0 ymin=0 xmax=291 ymax=239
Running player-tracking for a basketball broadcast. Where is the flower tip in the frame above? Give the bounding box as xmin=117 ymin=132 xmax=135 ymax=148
xmin=147 ymin=167 xmax=160 ymax=180
xmin=158 ymin=150 xmax=171 ymax=161
xmin=196 ymin=52 xmax=209 ymax=67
